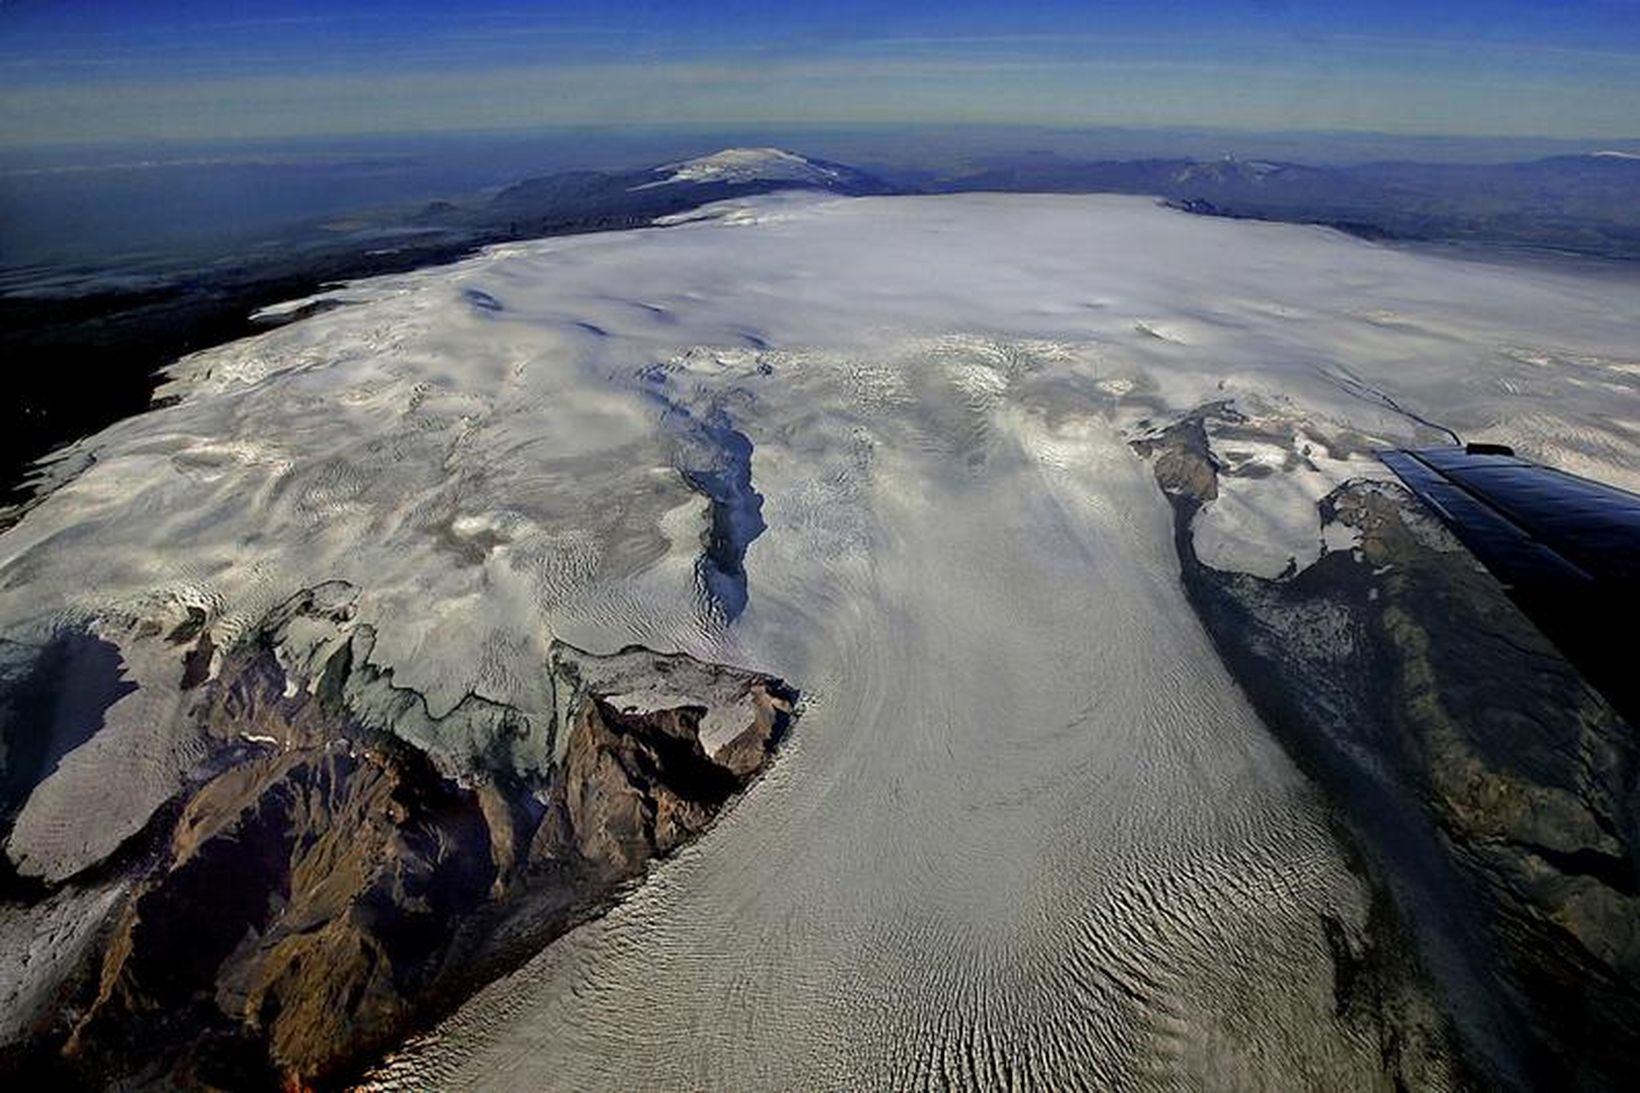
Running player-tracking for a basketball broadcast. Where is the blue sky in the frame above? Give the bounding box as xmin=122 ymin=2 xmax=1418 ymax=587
xmin=3 ymin=1 xmax=1638 ymax=144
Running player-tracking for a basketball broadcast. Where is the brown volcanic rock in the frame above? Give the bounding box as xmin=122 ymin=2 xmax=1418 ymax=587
xmin=68 ymin=740 xmax=497 ymax=1087
xmin=531 ymin=656 xmax=795 ymax=874
xmin=1131 ymin=403 xmax=1227 ymax=503
xmin=552 ymin=700 xmax=741 ymax=872
xmin=39 ymin=607 xmax=797 ymax=1090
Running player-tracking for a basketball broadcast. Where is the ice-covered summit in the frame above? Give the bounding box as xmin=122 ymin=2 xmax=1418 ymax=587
xmin=656 ymin=147 xmax=838 ymax=184
xmin=638 ymin=147 xmax=878 ymax=191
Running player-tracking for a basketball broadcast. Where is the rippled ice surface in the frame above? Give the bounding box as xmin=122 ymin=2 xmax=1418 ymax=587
xmin=6 ymin=195 xmax=1639 ymax=1085
xmin=379 ymin=378 xmax=1377 ymax=1087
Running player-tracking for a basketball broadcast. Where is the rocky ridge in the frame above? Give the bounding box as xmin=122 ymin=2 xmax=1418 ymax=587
xmin=1133 ymin=402 xmax=1640 ymax=1089
xmin=0 ymin=584 xmax=796 ymax=1089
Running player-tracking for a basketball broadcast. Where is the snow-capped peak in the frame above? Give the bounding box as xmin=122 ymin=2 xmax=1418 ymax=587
xmin=641 ymin=147 xmax=845 ymax=188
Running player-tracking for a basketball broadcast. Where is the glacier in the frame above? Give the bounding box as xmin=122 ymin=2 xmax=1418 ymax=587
xmin=3 ymin=193 xmax=1638 ymax=1086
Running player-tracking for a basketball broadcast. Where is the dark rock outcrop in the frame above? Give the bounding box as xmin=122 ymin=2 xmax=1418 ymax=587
xmin=1134 ymin=403 xmax=1640 ymax=1089
xmin=2 ymin=592 xmax=795 ymax=1090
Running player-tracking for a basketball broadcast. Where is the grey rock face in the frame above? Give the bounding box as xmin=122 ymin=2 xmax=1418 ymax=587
xmin=1135 ymin=403 xmax=1640 ymax=1089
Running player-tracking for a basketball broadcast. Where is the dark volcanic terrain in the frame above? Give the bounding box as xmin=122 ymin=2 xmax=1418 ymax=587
xmin=1 ymin=583 xmax=796 ymax=1089
xmin=1135 ymin=404 xmax=1640 ymax=1088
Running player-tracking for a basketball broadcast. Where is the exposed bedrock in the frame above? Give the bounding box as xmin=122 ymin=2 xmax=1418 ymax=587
xmin=1135 ymin=404 xmax=1640 ymax=1090
xmin=0 ymin=587 xmax=796 ymax=1090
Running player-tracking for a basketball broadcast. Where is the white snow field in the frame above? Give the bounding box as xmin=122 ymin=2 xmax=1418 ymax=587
xmin=4 ymin=193 xmax=1638 ymax=1086
xmin=638 ymin=147 xmax=847 ymax=188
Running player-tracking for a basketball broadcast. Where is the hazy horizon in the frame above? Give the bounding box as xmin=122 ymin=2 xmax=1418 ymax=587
xmin=4 ymin=120 xmax=1635 ymax=274
xmin=3 ymin=2 xmax=1638 ymax=146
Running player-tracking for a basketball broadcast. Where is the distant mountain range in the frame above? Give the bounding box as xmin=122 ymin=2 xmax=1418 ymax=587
xmin=928 ymin=151 xmax=1640 ymax=255
xmin=393 ymin=145 xmax=1640 ymax=260
xmin=408 ymin=147 xmax=891 ymax=239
